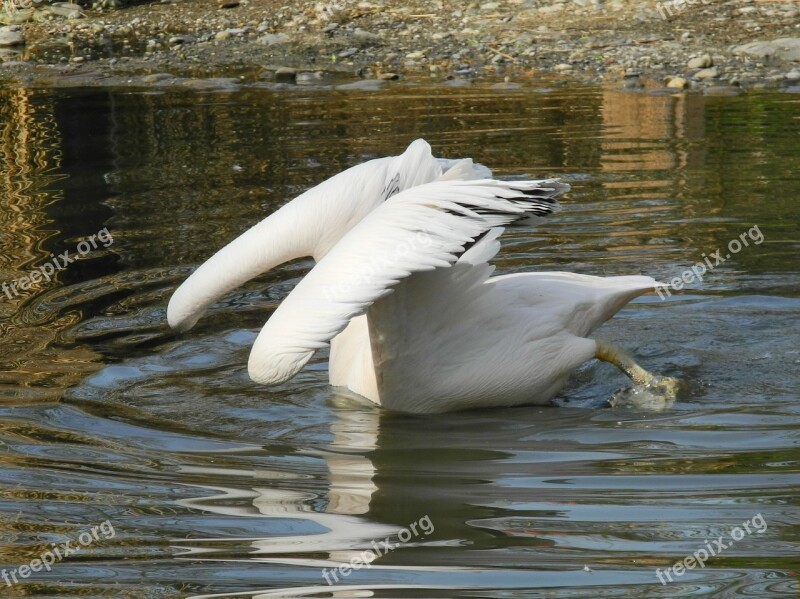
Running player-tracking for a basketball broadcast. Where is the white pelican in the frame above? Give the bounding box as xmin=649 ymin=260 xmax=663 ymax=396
xmin=168 ymin=139 xmax=679 ymax=413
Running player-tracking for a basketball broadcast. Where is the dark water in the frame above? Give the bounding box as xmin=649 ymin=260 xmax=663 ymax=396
xmin=0 ymin=83 xmax=798 ymax=598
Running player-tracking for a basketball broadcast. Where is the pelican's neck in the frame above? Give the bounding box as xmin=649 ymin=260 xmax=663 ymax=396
xmin=167 ymin=200 xmax=315 ymax=332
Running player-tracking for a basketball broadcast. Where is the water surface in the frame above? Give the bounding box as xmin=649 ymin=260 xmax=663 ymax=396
xmin=0 ymin=83 xmax=798 ymax=598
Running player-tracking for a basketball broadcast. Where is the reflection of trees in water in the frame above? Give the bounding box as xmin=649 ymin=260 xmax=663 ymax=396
xmin=0 ymin=88 xmax=64 ymax=280
xmin=103 ymin=87 xmax=608 ymax=271
xmin=0 ymin=89 xmax=100 ymax=402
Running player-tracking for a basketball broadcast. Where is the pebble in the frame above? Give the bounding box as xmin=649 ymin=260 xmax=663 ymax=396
xmin=0 ymin=26 xmax=25 ymax=47
xmin=257 ymin=32 xmax=289 ymax=46
xmin=785 ymin=69 xmax=800 ymax=81
xmin=338 ymin=47 xmax=358 ymax=59
xmin=687 ymin=53 xmax=712 ymax=69
xmin=454 ymin=67 xmax=476 ymax=77
xmin=353 ymin=28 xmax=380 ymax=41
xmin=378 ymin=72 xmax=399 ymax=80
xmin=274 ymin=66 xmax=296 ymax=83
xmin=215 ymin=28 xmax=245 ymax=40
xmin=667 ymin=76 xmax=688 ymax=89
xmin=694 ymin=67 xmax=718 ymax=79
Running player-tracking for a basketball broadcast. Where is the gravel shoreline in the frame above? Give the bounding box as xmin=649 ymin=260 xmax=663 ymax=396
xmin=1 ymin=0 xmax=799 ymax=90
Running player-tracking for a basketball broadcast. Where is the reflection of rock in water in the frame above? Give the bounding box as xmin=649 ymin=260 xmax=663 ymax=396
xmin=601 ymin=88 xmax=706 ymax=175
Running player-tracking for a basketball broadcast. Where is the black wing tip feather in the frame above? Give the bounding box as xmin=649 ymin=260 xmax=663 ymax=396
xmin=445 ymin=178 xmax=567 ymax=225
xmin=510 ymin=178 xmax=568 ymax=218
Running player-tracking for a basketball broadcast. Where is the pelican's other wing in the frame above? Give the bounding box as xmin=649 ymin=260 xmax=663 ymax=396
xmin=167 ymin=139 xmax=443 ymax=333
xmin=247 ymin=176 xmax=567 ymax=385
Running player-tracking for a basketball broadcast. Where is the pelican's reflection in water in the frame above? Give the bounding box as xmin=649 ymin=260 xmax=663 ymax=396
xmin=176 ymin=396 xmax=452 ymax=598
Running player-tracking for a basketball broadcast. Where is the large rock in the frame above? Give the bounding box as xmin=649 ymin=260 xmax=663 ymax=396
xmin=733 ymin=38 xmax=800 ymax=62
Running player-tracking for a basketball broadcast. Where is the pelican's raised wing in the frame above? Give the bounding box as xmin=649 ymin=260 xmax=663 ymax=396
xmin=248 ymin=172 xmax=568 ymax=385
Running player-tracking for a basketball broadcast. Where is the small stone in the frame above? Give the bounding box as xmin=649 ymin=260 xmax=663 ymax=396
xmin=257 ymin=32 xmax=289 ymax=46
xmin=378 ymin=72 xmax=398 ymax=80
xmin=481 ymin=1 xmax=500 ymax=9
xmin=218 ymin=0 xmax=239 ymax=7
xmin=353 ymin=28 xmax=380 ymax=41
xmin=554 ymin=63 xmax=573 ymax=71
xmin=71 ymin=55 xmax=84 ymax=63
xmin=322 ymin=22 xmax=338 ymax=33
xmin=274 ymin=66 xmax=296 ymax=83
xmin=667 ymin=76 xmax=688 ymax=89
xmin=623 ymin=77 xmax=643 ymax=89
xmin=786 ymin=69 xmax=800 ymax=81
xmin=687 ymin=53 xmax=712 ymax=69
xmin=169 ymin=36 xmax=187 ymax=45
xmin=215 ymin=28 xmax=245 ymax=40
xmin=0 ymin=27 xmax=25 ymax=47
xmin=405 ymin=50 xmax=425 ymax=59
xmin=338 ymin=47 xmax=358 ymax=58
xmin=694 ymin=67 xmax=718 ymax=79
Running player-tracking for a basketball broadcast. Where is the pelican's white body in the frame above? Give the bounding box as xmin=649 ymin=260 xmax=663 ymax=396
xmin=331 ymin=271 xmax=651 ymax=413
xmin=168 ymin=140 xmax=656 ymax=413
